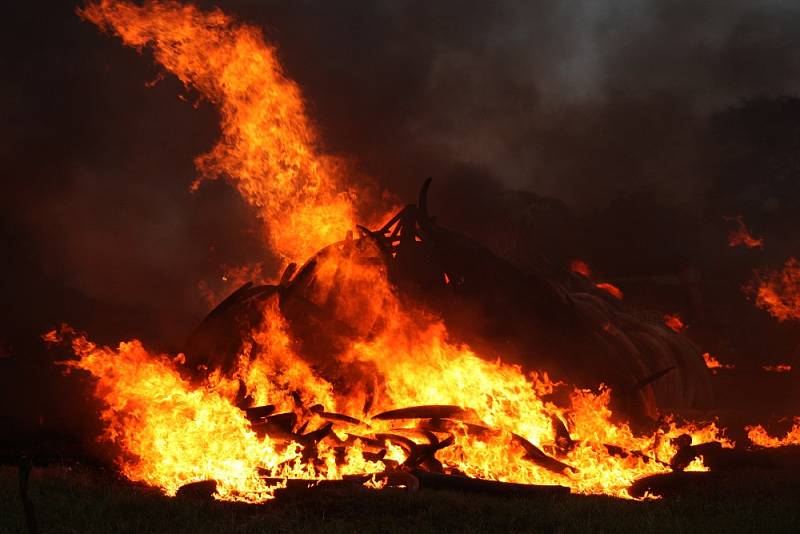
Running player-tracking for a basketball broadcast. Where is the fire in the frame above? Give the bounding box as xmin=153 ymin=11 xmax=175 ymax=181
xmin=762 ymin=364 xmax=792 ymax=373
xmin=64 ymin=0 xmax=736 ymax=503
xmin=595 ymin=282 xmax=624 ymax=300
xmin=51 ymin=314 xmax=728 ymax=500
xmin=748 ymin=258 xmax=800 ymax=322
xmin=568 ymin=260 xmax=623 ymax=300
xmin=702 ymin=352 xmax=734 ymax=373
xmin=46 ymin=323 xmax=389 ymax=502
xmin=663 ymin=313 xmax=685 ymax=333
xmin=78 ymin=0 xmax=382 ymax=264
xmin=570 ymin=260 xmax=591 ymax=277
xmin=746 ymin=419 xmax=800 ymax=447
xmin=727 ymin=215 xmax=763 ymax=249
xmin=49 ymin=241 xmax=731 ymax=500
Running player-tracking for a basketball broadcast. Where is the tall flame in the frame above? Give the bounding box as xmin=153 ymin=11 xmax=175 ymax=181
xmin=79 ymin=0 xmax=366 ymax=264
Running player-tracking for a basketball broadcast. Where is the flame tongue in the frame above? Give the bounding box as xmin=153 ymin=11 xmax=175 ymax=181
xmin=79 ymin=0 xmax=366 ymax=264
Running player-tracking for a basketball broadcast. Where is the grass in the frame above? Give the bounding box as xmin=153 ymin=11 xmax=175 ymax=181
xmin=2 ymin=466 xmax=799 ymax=533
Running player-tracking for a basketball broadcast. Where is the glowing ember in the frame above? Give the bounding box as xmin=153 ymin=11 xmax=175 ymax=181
xmin=727 ymin=215 xmax=763 ymax=249
xmin=569 ymin=260 xmax=623 ymax=300
xmin=663 ymin=313 xmax=686 ymax=333
xmin=64 ymin=0 xmax=735 ymax=503
xmin=702 ymin=352 xmax=734 ymax=373
xmin=570 ymin=260 xmax=591 ymax=277
xmin=747 ymin=258 xmax=800 ymax=322
xmin=762 ymin=364 xmax=792 ymax=373
xmin=595 ymin=282 xmax=624 ymax=300
xmin=746 ymin=418 xmax=800 ymax=447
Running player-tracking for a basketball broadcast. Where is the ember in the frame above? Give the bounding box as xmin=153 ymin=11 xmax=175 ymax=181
xmin=702 ymin=352 xmax=735 ymax=373
xmin=746 ymin=419 xmax=800 ymax=447
xmin=727 ymin=215 xmax=763 ymax=249
xmin=762 ymin=364 xmax=792 ymax=373
xmin=568 ymin=260 xmax=623 ymax=300
xmin=595 ymin=282 xmax=624 ymax=300
xmin=569 ymin=260 xmax=591 ymax=277
xmin=663 ymin=313 xmax=686 ymax=333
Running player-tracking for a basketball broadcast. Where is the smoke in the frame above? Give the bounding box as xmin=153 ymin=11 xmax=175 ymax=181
xmin=226 ymin=0 xmax=800 ymax=208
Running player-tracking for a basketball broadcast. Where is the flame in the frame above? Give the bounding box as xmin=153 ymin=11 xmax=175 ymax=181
xmin=746 ymin=418 xmax=800 ymax=447
xmin=663 ymin=313 xmax=685 ymax=333
xmin=569 ymin=260 xmax=623 ymax=300
xmin=702 ymin=352 xmax=734 ymax=373
xmin=727 ymin=215 xmax=763 ymax=249
xmin=52 ymin=267 xmax=730 ymax=501
xmin=570 ymin=260 xmax=591 ymax=277
xmin=48 ymin=323 xmax=389 ymax=502
xmin=65 ymin=0 xmax=736 ymax=503
xmin=595 ymin=282 xmax=624 ymax=300
xmin=762 ymin=364 xmax=792 ymax=373
xmin=748 ymin=258 xmax=800 ymax=322
xmin=78 ymin=0 xmax=385 ymax=264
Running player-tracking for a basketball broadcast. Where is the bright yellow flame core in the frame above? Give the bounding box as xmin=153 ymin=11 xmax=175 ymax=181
xmin=68 ymin=0 xmax=733 ymax=502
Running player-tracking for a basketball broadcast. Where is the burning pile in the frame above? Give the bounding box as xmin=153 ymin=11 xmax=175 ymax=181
xmin=48 ymin=317 xmax=726 ymax=502
xmin=52 ymin=0 xmax=800 ymax=504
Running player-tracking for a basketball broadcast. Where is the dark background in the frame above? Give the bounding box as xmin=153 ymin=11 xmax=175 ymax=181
xmin=3 ymin=1 xmax=800 ymax=438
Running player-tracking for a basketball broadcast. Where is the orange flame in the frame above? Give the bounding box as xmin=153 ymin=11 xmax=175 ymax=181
xmin=727 ymin=215 xmax=763 ymax=249
xmin=52 ymin=314 xmax=729 ymax=500
xmin=569 ymin=261 xmax=623 ymax=300
xmin=51 ymin=237 xmax=732 ymax=499
xmin=663 ymin=313 xmax=685 ymax=333
xmin=748 ymin=258 xmax=800 ymax=322
xmin=702 ymin=352 xmax=734 ymax=374
xmin=78 ymin=0 xmax=384 ymax=264
xmin=746 ymin=418 xmax=800 ymax=447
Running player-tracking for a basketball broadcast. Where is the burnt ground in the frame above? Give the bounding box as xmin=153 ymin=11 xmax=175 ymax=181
xmin=1 ymin=465 xmax=798 ymax=534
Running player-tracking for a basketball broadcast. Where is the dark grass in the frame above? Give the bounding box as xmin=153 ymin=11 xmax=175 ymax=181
xmin=2 ymin=466 xmax=799 ymax=533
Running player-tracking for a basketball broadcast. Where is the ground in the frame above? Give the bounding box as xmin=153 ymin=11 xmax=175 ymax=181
xmin=2 ymin=466 xmax=799 ymax=533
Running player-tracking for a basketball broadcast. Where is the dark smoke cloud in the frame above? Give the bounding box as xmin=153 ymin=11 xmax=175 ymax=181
xmin=225 ymin=0 xmax=800 ymax=208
